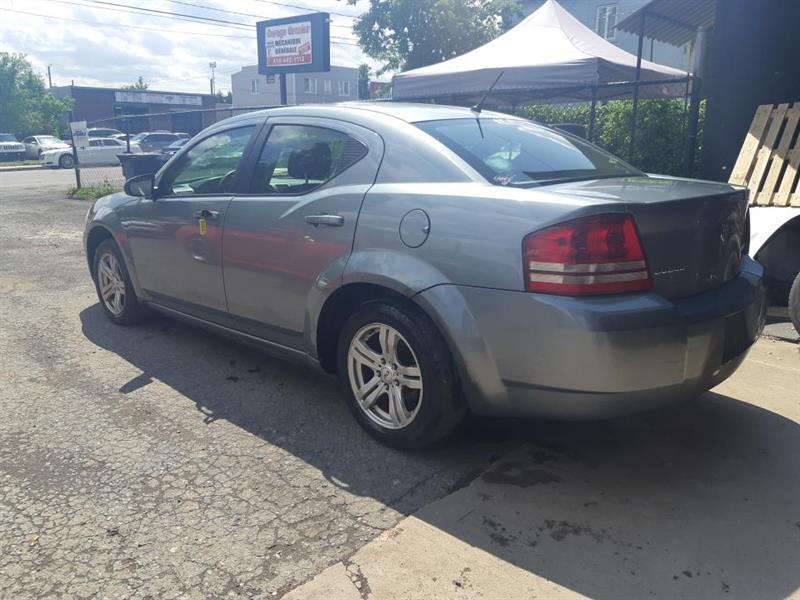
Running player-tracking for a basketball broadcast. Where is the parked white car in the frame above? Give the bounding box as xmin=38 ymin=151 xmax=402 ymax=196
xmin=0 ymin=133 xmax=25 ymax=161
xmin=40 ymin=138 xmax=141 ymax=169
xmin=22 ymin=135 xmax=70 ymax=158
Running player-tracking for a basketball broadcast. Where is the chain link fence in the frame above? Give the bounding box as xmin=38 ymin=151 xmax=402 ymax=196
xmin=66 ymin=105 xmax=277 ymax=192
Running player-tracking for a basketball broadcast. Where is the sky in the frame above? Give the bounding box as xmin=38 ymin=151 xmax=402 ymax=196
xmin=0 ymin=0 xmax=378 ymax=94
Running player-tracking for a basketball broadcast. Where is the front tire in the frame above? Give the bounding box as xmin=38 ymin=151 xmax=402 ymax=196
xmin=59 ymin=153 xmax=74 ymax=169
xmin=337 ymin=300 xmax=465 ymax=450
xmin=92 ymin=239 xmax=146 ymax=325
xmin=789 ymin=273 xmax=800 ymax=334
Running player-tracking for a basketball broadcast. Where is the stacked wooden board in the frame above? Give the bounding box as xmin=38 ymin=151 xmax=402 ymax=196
xmin=729 ymin=102 xmax=800 ymax=207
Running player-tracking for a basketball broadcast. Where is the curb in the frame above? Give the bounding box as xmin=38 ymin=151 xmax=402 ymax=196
xmin=0 ymin=164 xmax=44 ymax=172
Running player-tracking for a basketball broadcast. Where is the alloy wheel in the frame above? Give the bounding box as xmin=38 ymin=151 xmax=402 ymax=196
xmin=97 ymin=251 xmax=126 ymax=316
xmin=347 ymin=323 xmax=423 ymax=430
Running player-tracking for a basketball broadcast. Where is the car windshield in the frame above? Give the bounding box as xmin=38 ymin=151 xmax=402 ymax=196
xmin=415 ymin=118 xmax=641 ymax=187
xmin=131 ymin=133 xmax=147 ymax=142
xmin=0 ymin=134 xmax=16 ymax=142
xmin=37 ymin=136 xmax=62 ymax=144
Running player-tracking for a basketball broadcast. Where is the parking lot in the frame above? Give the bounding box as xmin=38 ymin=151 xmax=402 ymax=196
xmin=1 ymin=182 xmax=798 ymax=599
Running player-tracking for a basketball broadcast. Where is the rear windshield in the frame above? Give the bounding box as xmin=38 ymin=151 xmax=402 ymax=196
xmin=415 ymin=118 xmax=640 ymax=187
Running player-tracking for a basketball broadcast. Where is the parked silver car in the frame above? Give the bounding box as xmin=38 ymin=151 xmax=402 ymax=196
xmin=83 ymin=103 xmax=766 ymax=448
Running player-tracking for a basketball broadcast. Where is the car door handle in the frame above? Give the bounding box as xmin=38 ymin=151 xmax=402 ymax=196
xmin=305 ymin=214 xmax=344 ymax=227
xmin=193 ymin=209 xmax=219 ymax=219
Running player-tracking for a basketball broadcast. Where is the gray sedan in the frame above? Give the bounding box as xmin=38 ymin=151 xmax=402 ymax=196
xmin=83 ymin=103 xmax=766 ymax=448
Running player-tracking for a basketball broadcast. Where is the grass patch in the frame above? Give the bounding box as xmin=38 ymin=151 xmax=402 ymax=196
xmin=67 ymin=179 xmax=120 ymax=200
xmin=0 ymin=159 xmax=40 ymax=167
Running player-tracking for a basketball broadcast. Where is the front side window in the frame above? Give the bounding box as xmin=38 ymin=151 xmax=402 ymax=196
xmin=338 ymin=80 xmax=350 ymax=97
xmin=160 ymin=126 xmax=255 ymax=197
xmin=251 ymin=125 xmax=367 ymax=195
xmin=89 ymin=139 xmax=103 ymax=147
xmin=415 ymin=118 xmax=639 ymax=188
xmin=596 ymin=4 xmax=618 ymax=40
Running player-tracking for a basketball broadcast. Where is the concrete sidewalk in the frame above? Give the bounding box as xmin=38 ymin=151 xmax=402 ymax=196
xmin=285 ymin=337 xmax=800 ymax=600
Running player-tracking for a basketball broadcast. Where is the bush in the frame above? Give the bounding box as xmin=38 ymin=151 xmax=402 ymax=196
xmin=515 ymin=98 xmax=704 ymax=177
xmin=67 ymin=179 xmax=119 ymax=200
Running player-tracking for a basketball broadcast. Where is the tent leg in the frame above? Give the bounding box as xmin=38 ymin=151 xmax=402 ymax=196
xmin=628 ymin=10 xmax=646 ymax=163
xmin=589 ymin=88 xmax=597 ymax=142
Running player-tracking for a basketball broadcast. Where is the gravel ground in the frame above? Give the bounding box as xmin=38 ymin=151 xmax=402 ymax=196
xmin=0 ymin=188 xmax=510 ymax=599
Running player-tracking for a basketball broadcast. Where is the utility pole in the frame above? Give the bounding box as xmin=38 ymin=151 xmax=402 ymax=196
xmin=47 ymin=65 xmax=53 ymax=88
xmin=209 ymin=61 xmax=217 ymax=95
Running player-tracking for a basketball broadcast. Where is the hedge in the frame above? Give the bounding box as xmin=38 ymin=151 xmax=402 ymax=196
xmin=514 ymin=99 xmax=705 ymax=177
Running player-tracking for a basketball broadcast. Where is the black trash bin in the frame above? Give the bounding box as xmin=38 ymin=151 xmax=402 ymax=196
xmin=118 ymin=153 xmax=164 ymax=180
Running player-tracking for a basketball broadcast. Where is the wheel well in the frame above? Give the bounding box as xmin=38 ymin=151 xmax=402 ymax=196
xmin=755 ymin=216 xmax=800 ymax=306
xmin=315 ymin=283 xmax=406 ymax=374
xmin=85 ymin=226 xmax=114 ymax=274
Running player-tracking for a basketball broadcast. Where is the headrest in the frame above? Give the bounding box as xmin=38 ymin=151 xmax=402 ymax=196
xmin=287 ymin=142 xmax=332 ymax=181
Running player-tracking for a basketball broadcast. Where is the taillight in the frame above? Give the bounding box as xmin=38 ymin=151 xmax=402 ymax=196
xmin=523 ymin=213 xmax=651 ymax=296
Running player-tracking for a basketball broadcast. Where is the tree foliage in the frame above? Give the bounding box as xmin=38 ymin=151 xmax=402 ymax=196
xmin=349 ymin=0 xmax=520 ymax=73
xmin=122 ymin=76 xmax=149 ymax=90
xmin=0 ymin=53 xmax=73 ymax=136
xmin=516 ymin=99 xmax=705 ymax=176
xmin=358 ymin=63 xmax=370 ymax=99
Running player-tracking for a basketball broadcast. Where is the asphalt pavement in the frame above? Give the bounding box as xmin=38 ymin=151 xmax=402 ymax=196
xmin=0 ymin=183 xmax=798 ymax=600
xmin=0 ymin=165 xmax=122 ymax=190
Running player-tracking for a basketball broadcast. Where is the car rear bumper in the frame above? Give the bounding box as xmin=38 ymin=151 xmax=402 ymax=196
xmin=415 ymin=256 xmax=766 ymax=419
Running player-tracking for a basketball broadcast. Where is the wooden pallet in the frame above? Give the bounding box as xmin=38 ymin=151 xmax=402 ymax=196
xmin=729 ymin=102 xmax=800 ymax=207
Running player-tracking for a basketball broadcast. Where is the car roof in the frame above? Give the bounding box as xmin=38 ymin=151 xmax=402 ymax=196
xmin=218 ymin=102 xmax=515 ymax=129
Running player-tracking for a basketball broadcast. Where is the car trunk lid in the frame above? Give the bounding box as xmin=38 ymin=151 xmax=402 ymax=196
xmin=544 ymin=176 xmax=749 ymax=299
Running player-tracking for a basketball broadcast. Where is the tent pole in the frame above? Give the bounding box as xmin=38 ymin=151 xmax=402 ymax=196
xmin=589 ymin=87 xmax=598 ymax=142
xmin=628 ymin=9 xmax=646 ymax=163
xmin=684 ymin=27 xmax=707 ymax=177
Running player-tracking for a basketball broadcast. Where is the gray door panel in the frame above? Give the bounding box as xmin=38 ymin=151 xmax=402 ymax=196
xmin=223 ymin=117 xmax=383 ymax=348
xmin=121 ymin=197 xmax=233 ymax=313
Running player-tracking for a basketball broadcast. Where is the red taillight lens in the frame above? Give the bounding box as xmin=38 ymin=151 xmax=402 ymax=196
xmin=523 ymin=213 xmax=651 ymax=296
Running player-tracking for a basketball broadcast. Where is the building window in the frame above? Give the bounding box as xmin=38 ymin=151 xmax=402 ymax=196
xmin=338 ymin=80 xmax=350 ymax=97
xmin=324 ymin=79 xmax=332 ymax=95
xmin=251 ymin=79 xmax=259 ymax=95
xmin=595 ymin=4 xmax=617 ymax=40
xmin=266 ymin=74 xmax=275 ymax=84
xmin=304 ymin=78 xmax=317 ymax=94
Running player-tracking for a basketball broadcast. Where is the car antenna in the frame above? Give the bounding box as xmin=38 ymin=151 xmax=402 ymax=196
xmin=471 ymin=70 xmax=505 ymax=114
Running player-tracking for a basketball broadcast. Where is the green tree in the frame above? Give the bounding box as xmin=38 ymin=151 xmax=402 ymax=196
xmin=215 ymin=90 xmax=233 ymax=104
xmin=0 ymin=53 xmax=73 ymax=136
xmin=122 ymin=76 xmax=149 ymax=90
xmin=358 ymin=63 xmax=370 ymax=99
xmin=349 ymin=0 xmax=520 ymax=73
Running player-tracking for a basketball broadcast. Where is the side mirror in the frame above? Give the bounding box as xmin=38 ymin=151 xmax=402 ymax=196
xmin=124 ymin=173 xmax=154 ymax=199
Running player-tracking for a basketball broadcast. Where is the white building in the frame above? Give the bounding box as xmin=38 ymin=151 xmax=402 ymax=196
xmin=231 ymin=65 xmax=358 ymax=107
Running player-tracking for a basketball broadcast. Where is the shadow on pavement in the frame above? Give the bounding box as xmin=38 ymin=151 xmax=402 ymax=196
xmin=80 ymin=304 xmax=800 ymax=599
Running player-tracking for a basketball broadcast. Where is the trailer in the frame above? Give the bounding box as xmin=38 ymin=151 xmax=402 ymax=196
xmin=729 ymin=102 xmax=800 ymax=333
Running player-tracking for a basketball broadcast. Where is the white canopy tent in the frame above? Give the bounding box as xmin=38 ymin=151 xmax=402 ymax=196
xmin=392 ymin=0 xmax=689 ymax=106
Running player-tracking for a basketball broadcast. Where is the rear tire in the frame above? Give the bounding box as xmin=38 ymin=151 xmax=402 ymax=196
xmin=92 ymin=239 xmax=146 ymax=325
xmin=336 ymin=300 xmax=465 ymax=450
xmin=789 ymin=273 xmax=800 ymax=334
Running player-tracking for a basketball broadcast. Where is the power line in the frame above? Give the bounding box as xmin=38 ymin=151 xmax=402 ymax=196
xmin=0 ymin=7 xmax=250 ymax=38
xmin=163 ymin=0 xmax=356 ymax=29
xmin=248 ymin=0 xmax=359 ymax=19
xmin=2 ymin=6 xmax=359 ymax=45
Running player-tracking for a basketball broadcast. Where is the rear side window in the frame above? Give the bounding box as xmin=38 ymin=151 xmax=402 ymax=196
xmin=251 ymin=125 xmax=367 ymax=195
xmin=415 ymin=118 xmax=640 ymax=187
